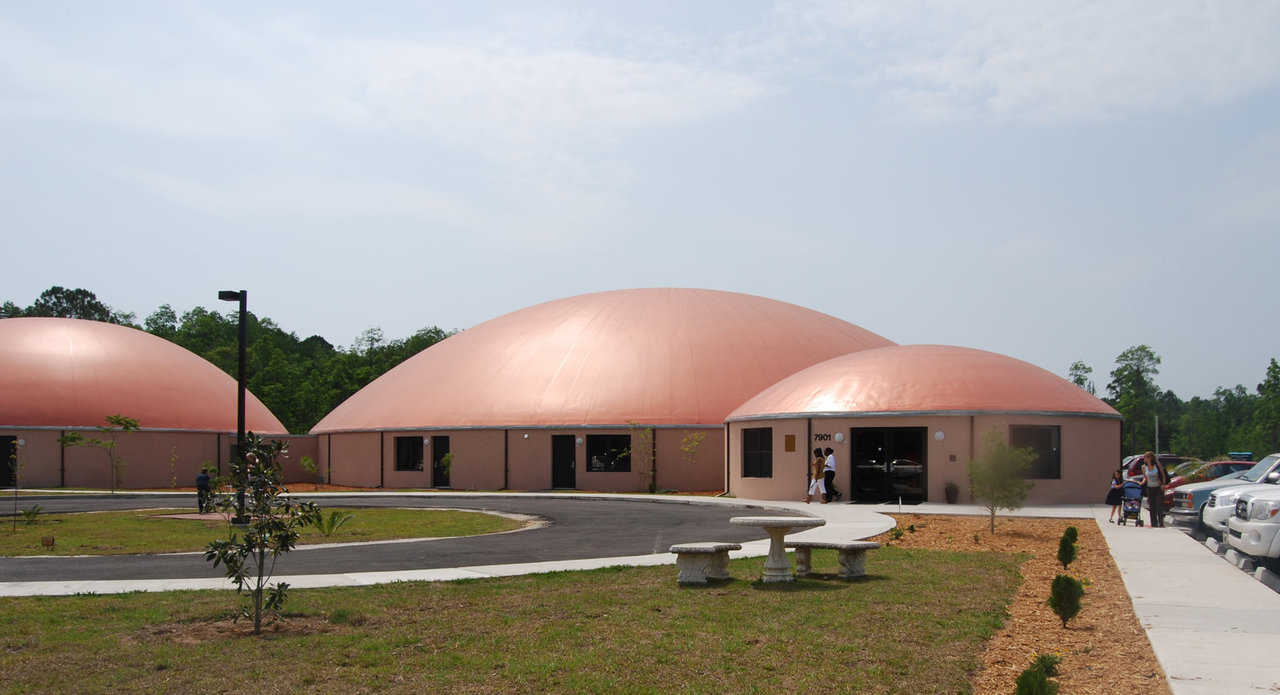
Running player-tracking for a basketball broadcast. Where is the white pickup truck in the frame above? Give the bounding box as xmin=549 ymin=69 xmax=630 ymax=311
xmin=1226 ymin=485 xmax=1280 ymax=572
xmin=1202 ymin=469 xmax=1280 ymax=540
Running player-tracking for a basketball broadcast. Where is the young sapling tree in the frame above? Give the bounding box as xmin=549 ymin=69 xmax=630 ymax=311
xmin=204 ymin=432 xmax=320 ymax=634
xmin=966 ymin=430 xmax=1035 ymax=533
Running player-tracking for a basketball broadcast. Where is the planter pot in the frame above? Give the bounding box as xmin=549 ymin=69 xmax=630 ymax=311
xmin=944 ymin=484 xmax=959 ymax=504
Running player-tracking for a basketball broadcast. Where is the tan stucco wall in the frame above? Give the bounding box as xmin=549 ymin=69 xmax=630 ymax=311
xmin=302 ymin=425 xmax=725 ymax=492
xmin=327 ymin=431 xmax=382 ymax=487
xmin=6 ymin=429 xmax=324 ymax=489
xmin=728 ymin=415 xmax=1120 ymax=504
xmin=655 ymin=428 xmax=724 ymax=492
xmin=378 ymin=430 xmax=505 ymax=490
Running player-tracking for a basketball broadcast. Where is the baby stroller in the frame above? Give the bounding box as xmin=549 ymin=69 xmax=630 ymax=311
xmin=1118 ymin=480 xmax=1144 ymax=526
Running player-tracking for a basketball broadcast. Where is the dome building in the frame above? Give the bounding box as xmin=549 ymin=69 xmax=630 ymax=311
xmin=0 ymin=318 xmax=301 ymax=489
xmin=725 ymin=345 xmax=1121 ymax=504
xmin=311 ymin=288 xmax=895 ymax=491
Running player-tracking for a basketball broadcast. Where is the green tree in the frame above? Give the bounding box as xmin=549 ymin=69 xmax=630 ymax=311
xmin=1048 ymin=574 xmax=1084 ymax=627
xmin=1250 ymin=358 xmax=1280 ymax=456
xmin=1057 ymin=528 xmax=1077 ymax=569
xmin=204 ymin=433 xmax=320 ymax=634
xmin=1107 ymin=345 xmax=1162 ymax=453
xmin=57 ymin=415 xmax=140 ymax=492
xmin=1068 ymin=360 xmax=1095 ymax=395
xmin=967 ymin=430 xmax=1035 ymax=533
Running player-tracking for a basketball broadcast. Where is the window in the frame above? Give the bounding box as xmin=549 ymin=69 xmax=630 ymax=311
xmin=742 ymin=428 xmax=772 ymax=478
xmin=395 ymin=436 xmax=424 ymax=472
xmin=1010 ymin=425 xmax=1060 ymax=479
xmin=586 ymin=434 xmax=631 ymax=472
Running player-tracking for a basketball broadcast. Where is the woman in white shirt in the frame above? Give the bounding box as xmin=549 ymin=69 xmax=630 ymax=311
xmin=1140 ymin=451 xmax=1167 ymax=528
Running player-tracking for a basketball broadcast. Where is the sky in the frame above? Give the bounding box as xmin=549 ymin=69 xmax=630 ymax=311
xmin=3 ymin=1 xmax=1278 ymax=400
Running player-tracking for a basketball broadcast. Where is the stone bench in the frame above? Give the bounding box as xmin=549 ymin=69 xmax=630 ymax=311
xmin=669 ymin=542 xmax=742 ymax=584
xmin=786 ymin=540 xmax=882 ymax=579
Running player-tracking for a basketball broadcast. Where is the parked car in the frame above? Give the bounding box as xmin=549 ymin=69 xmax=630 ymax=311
xmin=1226 ymin=484 xmax=1280 ymax=571
xmin=1122 ymin=454 xmax=1193 ymax=481
xmin=1170 ymin=453 xmax=1280 ymax=529
xmin=1163 ymin=460 xmax=1255 ymax=507
xmin=1201 ymin=471 xmax=1280 ymax=540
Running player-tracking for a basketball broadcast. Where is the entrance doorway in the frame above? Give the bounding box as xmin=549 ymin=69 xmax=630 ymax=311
xmin=431 ymin=436 xmax=451 ymax=488
xmin=1 ymin=436 xmax=14 ymax=487
xmin=551 ymin=435 xmax=576 ymax=488
xmin=850 ymin=427 xmax=926 ymax=503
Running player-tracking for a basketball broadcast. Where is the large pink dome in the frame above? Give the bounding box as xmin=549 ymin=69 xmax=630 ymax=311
xmin=313 ymin=288 xmax=894 ymax=432
xmin=728 ymin=345 xmax=1120 ymax=420
xmin=0 ymin=318 xmax=287 ymax=433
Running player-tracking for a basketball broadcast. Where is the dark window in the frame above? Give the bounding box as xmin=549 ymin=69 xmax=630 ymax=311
xmin=742 ymin=428 xmax=772 ymax=478
xmin=431 ymin=436 xmax=451 ymax=487
xmin=586 ymin=435 xmax=631 ymax=472
xmin=1010 ymin=425 xmax=1061 ymax=479
xmin=395 ymin=436 xmax=424 ymax=472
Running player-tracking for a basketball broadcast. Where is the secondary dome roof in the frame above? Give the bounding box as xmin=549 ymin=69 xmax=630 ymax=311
xmin=312 ymin=288 xmax=894 ymax=432
xmin=727 ymin=345 xmax=1120 ymax=421
xmin=0 ymin=318 xmax=286 ymax=433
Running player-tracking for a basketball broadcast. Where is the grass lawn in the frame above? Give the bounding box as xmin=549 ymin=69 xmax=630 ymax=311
xmin=0 ymin=547 xmax=1020 ymax=694
xmin=0 ymin=508 xmax=524 ymax=556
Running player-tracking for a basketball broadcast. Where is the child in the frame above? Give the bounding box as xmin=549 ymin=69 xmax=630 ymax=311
xmin=1105 ymin=468 xmax=1124 ymax=523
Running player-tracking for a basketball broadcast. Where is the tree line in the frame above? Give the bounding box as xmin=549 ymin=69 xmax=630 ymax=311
xmin=2 ymin=286 xmax=451 ymax=434
xmin=1071 ymin=346 xmax=1280 ymax=459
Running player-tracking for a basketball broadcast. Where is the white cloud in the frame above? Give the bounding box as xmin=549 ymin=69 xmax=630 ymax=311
xmin=768 ymin=0 xmax=1280 ymax=123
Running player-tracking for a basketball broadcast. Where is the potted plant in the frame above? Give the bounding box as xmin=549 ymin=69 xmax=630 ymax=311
xmin=944 ymin=481 xmax=960 ymax=504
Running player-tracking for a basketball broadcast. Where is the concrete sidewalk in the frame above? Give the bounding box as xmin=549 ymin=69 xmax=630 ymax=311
xmin=1093 ymin=508 xmax=1280 ymax=695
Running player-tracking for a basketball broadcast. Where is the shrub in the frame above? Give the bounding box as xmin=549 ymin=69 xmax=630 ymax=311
xmin=1048 ymin=574 xmax=1084 ymax=627
xmin=315 ymin=510 xmax=353 ymax=537
xmin=1057 ymin=531 xmax=1077 ymax=569
xmin=20 ymin=504 xmax=42 ymax=526
xmin=1063 ymin=525 xmax=1078 ymax=544
xmin=1014 ymin=653 xmax=1061 ymax=695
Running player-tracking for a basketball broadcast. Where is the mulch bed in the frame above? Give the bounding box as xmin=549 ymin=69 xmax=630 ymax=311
xmin=869 ymin=514 xmax=1172 ymax=695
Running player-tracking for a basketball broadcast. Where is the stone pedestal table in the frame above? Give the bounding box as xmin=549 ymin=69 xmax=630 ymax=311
xmin=729 ymin=516 xmax=826 ymax=582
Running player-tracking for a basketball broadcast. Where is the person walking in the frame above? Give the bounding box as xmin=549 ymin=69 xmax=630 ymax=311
xmin=1105 ymin=468 xmax=1124 ymax=523
xmin=822 ymin=447 xmax=842 ymax=502
xmin=195 ymin=469 xmax=211 ymax=514
xmin=1140 ymin=451 xmax=1167 ymax=527
xmin=804 ymin=447 xmax=827 ymax=503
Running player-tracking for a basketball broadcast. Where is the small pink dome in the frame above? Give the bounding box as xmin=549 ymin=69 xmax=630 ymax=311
xmin=312 ymin=288 xmax=894 ymax=432
xmin=728 ymin=345 xmax=1119 ymax=420
xmin=0 ymin=318 xmax=287 ymax=433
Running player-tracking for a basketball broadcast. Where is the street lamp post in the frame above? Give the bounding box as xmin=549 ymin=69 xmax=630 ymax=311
xmin=218 ymin=289 xmax=248 ymax=524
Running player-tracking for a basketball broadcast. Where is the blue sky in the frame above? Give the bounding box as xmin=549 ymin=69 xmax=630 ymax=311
xmin=3 ymin=1 xmax=1278 ymax=398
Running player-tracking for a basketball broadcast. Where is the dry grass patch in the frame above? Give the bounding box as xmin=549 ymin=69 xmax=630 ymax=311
xmin=871 ymin=514 xmax=1171 ymax=695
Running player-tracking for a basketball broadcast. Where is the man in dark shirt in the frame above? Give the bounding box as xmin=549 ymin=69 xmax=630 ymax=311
xmin=195 ymin=470 xmax=211 ymax=513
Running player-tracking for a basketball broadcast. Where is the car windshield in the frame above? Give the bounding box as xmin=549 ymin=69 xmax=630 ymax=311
xmin=1239 ymin=454 xmax=1279 ymax=482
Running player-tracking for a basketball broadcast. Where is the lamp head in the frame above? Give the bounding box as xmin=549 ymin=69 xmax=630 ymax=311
xmin=218 ymin=290 xmax=243 ymax=302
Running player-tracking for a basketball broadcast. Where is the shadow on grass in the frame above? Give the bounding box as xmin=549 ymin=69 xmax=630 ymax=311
xmin=747 ymin=574 xmax=889 ymax=591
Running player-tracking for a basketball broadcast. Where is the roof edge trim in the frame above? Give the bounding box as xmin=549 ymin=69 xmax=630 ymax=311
xmin=311 ymin=423 xmax=728 ymax=435
xmin=725 ymin=409 xmax=1123 ymax=423
xmin=0 ymin=425 xmax=293 ymax=435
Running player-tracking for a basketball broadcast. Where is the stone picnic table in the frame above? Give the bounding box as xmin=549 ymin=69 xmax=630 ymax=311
xmin=729 ymin=515 xmax=826 ymax=582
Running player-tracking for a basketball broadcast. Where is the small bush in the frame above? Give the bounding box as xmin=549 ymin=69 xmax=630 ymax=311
xmin=1014 ymin=663 xmax=1059 ymax=695
xmin=1031 ymin=653 xmax=1060 ymax=677
xmin=315 ymin=510 xmax=354 ymax=537
xmin=21 ymin=504 xmax=43 ymax=525
xmin=907 ymin=524 xmax=917 ymax=533
xmin=889 ymin=527 xmax=904 ymax=541
xmin=1057 ymin=532 xmax=1077 ymax=569
xmin=1048 ymin=574 xmax=1084 ymax=627
xmin=1063 ymin=525 xmax=1078 ymax=544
